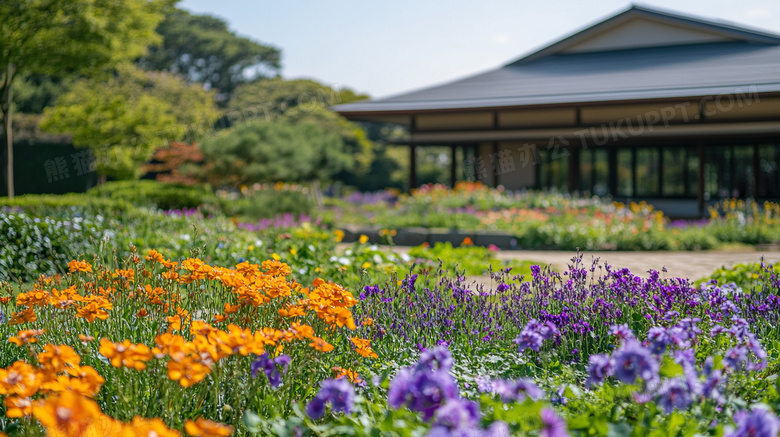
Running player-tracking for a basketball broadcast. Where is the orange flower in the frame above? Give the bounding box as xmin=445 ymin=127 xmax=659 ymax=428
xmin=145 ymin=249 xmax=166 ymax=263
xmin=75 ymin=297 xmax=112 ymax=322
xmin=32 ymin=390 xmax=103 ymax=435
xmin=4 ymin=396 xmax=33 ymax=418
xmin=57 ymin=365 xmax=105 ymax=397
xmin=184 ymin=417 xmax=234 ymax=436
xmin=131 ymin=416 xmax=181 ymax=437
xmin=332 ymin=366 xmax=364 ymax=385
xmin=278 ymin=305 xmax=305 ymax=318
xmin=68 ymin=260 xmax=93 ymax=273
xmin=79 ymin=334 xmax=95 ymax=344
xmin=223 ymin=303 xmax=240 ymax=314
xmin=137 ymin=308 xmax=149 ymax=318
xmin=0 ymin=361 xmax=41 ymax=397
xmin=37 ymin=344 xmax=81 ymax=374
xmin=166 ymin=358 xmax=211 ymax=388
xmin=309 ymin=337 xmax=334 ymax=352
xmin=99 ymin=339 xmax=153 ymax=371
xmin=362 ymin=318 xmax=374 ymax=326
xmin=9 ymin=329 xmax=45 ymax=346
xmin=350 ymin=337 xmax=378 ymax=359
xmin=0 ymin=296 xmax=10 ymax=304
xmin=213 ymin=314 xmax=227 ymax=323
xmin=8 ymin=307 xmax=37 ymax=325
xmin=167 ymin=315 xmax=182 ymax=331
xmin=461 ymin=237 xmax=473 ymax=246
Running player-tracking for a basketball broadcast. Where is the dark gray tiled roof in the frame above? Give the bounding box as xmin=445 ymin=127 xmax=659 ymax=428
xmin=332 ymin=42 xmax=780 ymax=114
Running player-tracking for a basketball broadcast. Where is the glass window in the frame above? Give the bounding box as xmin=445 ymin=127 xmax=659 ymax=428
xmin=686 ymin=149 xmax=699 ymax=198
xmin=617 ymin=149 xmax=633 ymax=197
xmin=635 ymin=148 xmax=660 ymax=196
xmin=592 ymin=149 xmax=609 ymax=197
xmin=705 ymin=146 xmax=732 ymax=199
xmin=733 ymin=145 xmax=754 ymax=198
xmin=538 ymin=147 xmax=570 ymax=192
xmin=662 ymin=148 xmax=686 ymax=197
xmin=759 ymin=144 xmax=780 ymax=197
xmin=579 ymin=149 xmax=593 ymax=193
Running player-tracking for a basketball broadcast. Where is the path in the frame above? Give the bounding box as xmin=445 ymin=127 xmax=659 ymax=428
xmin=498 ymin=249 xmax=780 ymax=280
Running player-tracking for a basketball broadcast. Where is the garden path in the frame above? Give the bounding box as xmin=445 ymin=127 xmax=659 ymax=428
xmin=494 ymin=249 xmax=780 ymax=280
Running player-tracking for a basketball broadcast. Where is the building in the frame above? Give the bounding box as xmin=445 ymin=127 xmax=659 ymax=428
xmin=332 ymin=5 xmax=780 ymax=216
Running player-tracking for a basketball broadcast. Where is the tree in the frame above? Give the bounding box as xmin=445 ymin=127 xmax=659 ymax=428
xmin=41 ymin=64 xmax=219 ymax=180
xmin=140 ymin=8 xmax=281 ymax=102
xmin=0 ymin=0 xmax=169 ymax=197
xmin=198 ymin=120 xmax=352 ymax=186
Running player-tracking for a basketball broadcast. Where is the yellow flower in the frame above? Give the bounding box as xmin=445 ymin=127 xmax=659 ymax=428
xmin=362 ymin=262 xmax=371 ymax=269
xmin=271 ymin=253 xmax=281 ymax=261
xmin=334 ymin=230 xmax=345 ymax=242
xmin=289 ymin=247 xmax=297 ymax=256
xmin=359 ymin=234 xmax=369 ymax=244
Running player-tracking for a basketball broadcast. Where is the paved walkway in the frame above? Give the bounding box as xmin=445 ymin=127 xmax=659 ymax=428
xmin=494 ymin=249 xmax=780 ymax=280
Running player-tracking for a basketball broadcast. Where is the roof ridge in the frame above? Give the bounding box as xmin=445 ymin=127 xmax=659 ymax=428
xmin=506 ymin=5 xmax=780 ymax=66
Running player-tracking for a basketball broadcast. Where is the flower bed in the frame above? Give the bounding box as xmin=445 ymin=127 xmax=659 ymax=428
xmin=0 ymin=245 xmax=779 ymax=435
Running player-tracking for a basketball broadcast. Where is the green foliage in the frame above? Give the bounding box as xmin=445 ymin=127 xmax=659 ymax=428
xmin=199 ymin=120 xmax=352 ymax=186
xmin=225 ymin=189 xmax=315 ymax=220
xmin=41 ymin=64 xmax=218 ymax=179
xmin=140 ymin=8 xmax=281 ymax=100
xmin=87 ymin=180 xmax=220 ymax=211
xmin=1 ymin=0 xmax=170 ymax=195
xmin=408 ymin=242 xmax=539 ymax=276
xmin=0 ymin=211 xmax=101 ymax=281
xmin=227 ymin=78 xmax=373 ymax=184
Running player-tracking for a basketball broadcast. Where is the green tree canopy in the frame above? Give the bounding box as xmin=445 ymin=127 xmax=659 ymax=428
xmin=140 ymin=8 xmax=281 ymax=102
xmin=41 ymin=65 xmax=219 ymax=180
xmin=0 ymin=0 xmax=170 ymax=196
xmin=226 ymin=78 xmax=373 ymax=178
xmin=199 ymin=120 xmax=352 ymax=186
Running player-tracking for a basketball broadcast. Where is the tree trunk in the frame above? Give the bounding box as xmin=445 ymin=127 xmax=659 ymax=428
xmin=4 ymin=63 xmax=13 ymax=199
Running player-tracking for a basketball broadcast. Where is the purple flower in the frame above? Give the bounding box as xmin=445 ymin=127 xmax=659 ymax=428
xmin=418 ymin=346 xmax=454 ymax=371
xmin=306 ymin=378 xmax=355 ymax=419
xmin=727 ymin=409 xmax=780 ymax=437
xmin=646 ymin=327 xmax=673 ymax=355
xmin=496 ymin=283 xmax=509 ymax=292
xmin=702 ymin=369 xmax=724 ymax=401
xmin=540 ymin=408 xmax=569 ymax=437
xmin=723 ymin=346 xmax=749 ymax=371
xmin=655 ymin=378 xmax=693 ymax=413
xmin=609 ymin=324 xmax=635 ymax=341
xmin=611 ymin=340 xmax=659 ymax=385
xmin=481 ymin=421 xmax=511 ymax=437
xmin=491 ymin=378 xmax=543 ymax=402
xmin=388 ymin=362 xmax=459 ymax=421
xmin=586 ymin=354 xmax=613 ymax=388
xmin=250 ymin=353 xmax=291 ymax=388
xmin=514 ymin=330 xmax=544 ymax=352
xmin=431 ymin=398 xmax=480 ymax=431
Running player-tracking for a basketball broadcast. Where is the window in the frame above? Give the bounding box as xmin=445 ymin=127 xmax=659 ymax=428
xmin=579 ymin=149 xmax=609 ymax=196
xmin=759 ymin=144 xmax=780 ymax=197
xmin=635 ymin=148 xmax=660 ymax=196
xmin=616 ymin=149 xmax=633 ymax=197
xmin=537 ymin=146 xmax=570 ymax=191
xmin=662 ymin=148 xmax=686 ymax=196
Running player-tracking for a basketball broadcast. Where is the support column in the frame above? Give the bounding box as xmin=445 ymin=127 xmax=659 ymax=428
xmin=450 ymin=145 xmax=457 ymax=188
xmin=409 ymin=145 xmax=417 ymax=190
xmin=569 ymin=147 xmax=580 ymax=193
xmin=492 ymin=142 xmax=499 ymax=187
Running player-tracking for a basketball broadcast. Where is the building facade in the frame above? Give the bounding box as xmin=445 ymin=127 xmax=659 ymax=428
xmin=332 ymin=6 xmax=780 ymax=216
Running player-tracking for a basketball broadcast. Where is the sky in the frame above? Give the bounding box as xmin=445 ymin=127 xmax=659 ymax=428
xmin=179 ymin=0 xmax=780 ymax=99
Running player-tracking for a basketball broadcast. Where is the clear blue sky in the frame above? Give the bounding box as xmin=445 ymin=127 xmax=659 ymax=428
xmin=179 ymin=0 xmax=780 ymax=99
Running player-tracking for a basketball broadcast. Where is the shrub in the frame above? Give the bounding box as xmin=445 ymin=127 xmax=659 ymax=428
xmin=0 ymin=212 xmax=101 ymax=281
xmin=87 ymin=180 xmax=219 ymax=211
